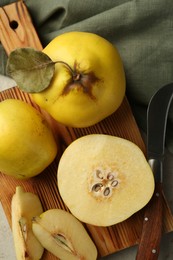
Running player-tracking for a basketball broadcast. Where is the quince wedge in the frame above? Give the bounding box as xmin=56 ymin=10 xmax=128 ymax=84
xmin=32 ymin=209 xmax=97 ymax=260
xmin=11 ymin=186 xmax=44 ymax=260
xmin=57 ymin=134 xmax=155 ymax=226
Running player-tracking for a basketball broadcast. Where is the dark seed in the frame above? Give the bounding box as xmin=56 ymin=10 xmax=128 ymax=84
xmin=111 ymin=180 xmax=118 ymax=187
xmin=103 ymin=187 xmax=110 ymax=196
xmin=96 ymin=169 xmax=104 ymax=179
xmin=107 ymin=172 xmax=114 ymax=181
xmin=92 ymin=183 xmax=103 ymax=192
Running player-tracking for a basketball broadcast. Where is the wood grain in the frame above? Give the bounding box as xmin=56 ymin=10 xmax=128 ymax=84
xmin=0 ymin=1 xmax=173 ymax=258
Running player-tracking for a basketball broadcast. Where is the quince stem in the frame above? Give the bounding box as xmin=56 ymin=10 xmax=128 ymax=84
xmin=54 ymin=61 xmax=80 ymax=82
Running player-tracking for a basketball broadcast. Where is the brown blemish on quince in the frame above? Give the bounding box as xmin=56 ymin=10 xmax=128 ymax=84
xmin=61 ymin=61 xmax=100 ymax=100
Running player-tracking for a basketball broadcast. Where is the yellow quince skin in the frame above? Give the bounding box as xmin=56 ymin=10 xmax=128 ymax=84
xmin=31 ymin=31 xmax=126 ymax=127
xmin=0 ymin=99 xmax=57 ymax=179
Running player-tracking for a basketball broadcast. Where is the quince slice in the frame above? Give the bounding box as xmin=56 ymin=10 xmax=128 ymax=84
xmin=32 ymin=209 xmax=97 ymax=260
xmin=57 ymin=134 xmax=155 ymax=226
xmin=11 ymin=186 xmax=44 ymax=260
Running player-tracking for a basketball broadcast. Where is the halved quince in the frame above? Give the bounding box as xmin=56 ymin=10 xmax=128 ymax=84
xmin=57 ymin=134 xmax=155 ymax=226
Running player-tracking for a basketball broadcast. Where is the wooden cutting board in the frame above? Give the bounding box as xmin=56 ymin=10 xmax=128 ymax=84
xmin=0 ymin=1 xmax=173 ymax=259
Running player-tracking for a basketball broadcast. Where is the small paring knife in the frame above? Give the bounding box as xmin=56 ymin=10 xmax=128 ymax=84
xmin=136 ymin=83 xmax=173 ymax=260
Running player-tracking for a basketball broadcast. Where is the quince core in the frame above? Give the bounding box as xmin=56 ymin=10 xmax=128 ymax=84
xmin=58 ymin=134 xmax=155 ymax=226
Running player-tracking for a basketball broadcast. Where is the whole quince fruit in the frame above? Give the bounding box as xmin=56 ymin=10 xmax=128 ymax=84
xmin=0 ymin=99 xmax=57 ymax=179
xmin=31 ymin=31 xmax=126 ymax=127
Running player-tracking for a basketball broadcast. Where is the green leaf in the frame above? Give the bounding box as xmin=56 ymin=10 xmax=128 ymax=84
xmin=6 ymin=47 xmax=55 ymax=93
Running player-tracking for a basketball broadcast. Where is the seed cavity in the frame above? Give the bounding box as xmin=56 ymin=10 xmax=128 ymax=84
xmin=107 ymin=172 xmax=114 ymax=181
xmin=92 ymin=183 xmax=103 ymax=192
xmin=90 ymin=167 xmax=119 ymax=198
xmin=19 ymin=217 xmax=28 ymax=241
xmin=96 ymin=169 xmax=104 ymax=179
xmin=53 ymin=233 xmax=75 ymax=254
xmin=111 ymin=180 xmax=119 ymax=187
xmin=104 ymin=187 xmax=110 ymax=196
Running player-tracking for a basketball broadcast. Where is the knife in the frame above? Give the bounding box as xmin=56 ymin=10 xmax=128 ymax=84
xmin=136 ymin=83 xmax=173 ymax=260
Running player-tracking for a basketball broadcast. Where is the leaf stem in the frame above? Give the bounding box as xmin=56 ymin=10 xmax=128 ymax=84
xmin=54 ymin=61 xmax=80 ymax=81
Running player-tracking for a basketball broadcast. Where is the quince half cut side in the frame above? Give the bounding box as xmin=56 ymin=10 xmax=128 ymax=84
xmin=57 ymin=134 xmax=155 ymax=227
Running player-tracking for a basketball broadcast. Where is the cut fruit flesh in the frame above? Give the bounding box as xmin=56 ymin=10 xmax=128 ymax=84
xmin=32 ymin=209 xmax=97 ymax=260
xmin=11 ymin=186 xmax=44 ymax=260
xmin=57 ymin=134 xmax=155 ymax=226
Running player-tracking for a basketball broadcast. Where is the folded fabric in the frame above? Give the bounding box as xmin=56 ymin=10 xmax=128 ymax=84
xmin=1 ymin=0 xmax=173 ymax=152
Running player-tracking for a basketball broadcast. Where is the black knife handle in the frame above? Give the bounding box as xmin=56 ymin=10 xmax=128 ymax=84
xmin=136 ymin=182 xmax=163 ymax=260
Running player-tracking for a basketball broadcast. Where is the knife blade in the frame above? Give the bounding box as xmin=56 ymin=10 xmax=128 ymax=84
xmin=136 ymin=83 xmax=173 ymax=260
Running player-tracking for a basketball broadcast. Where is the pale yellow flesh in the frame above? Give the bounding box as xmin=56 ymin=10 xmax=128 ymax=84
xmin=58 ymin=134 xmax=155 ymax=226
xmin=11 ymin=186 xmax=44 ymax=260
xmin=32 ymin=209 xmax=97 ymax=260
